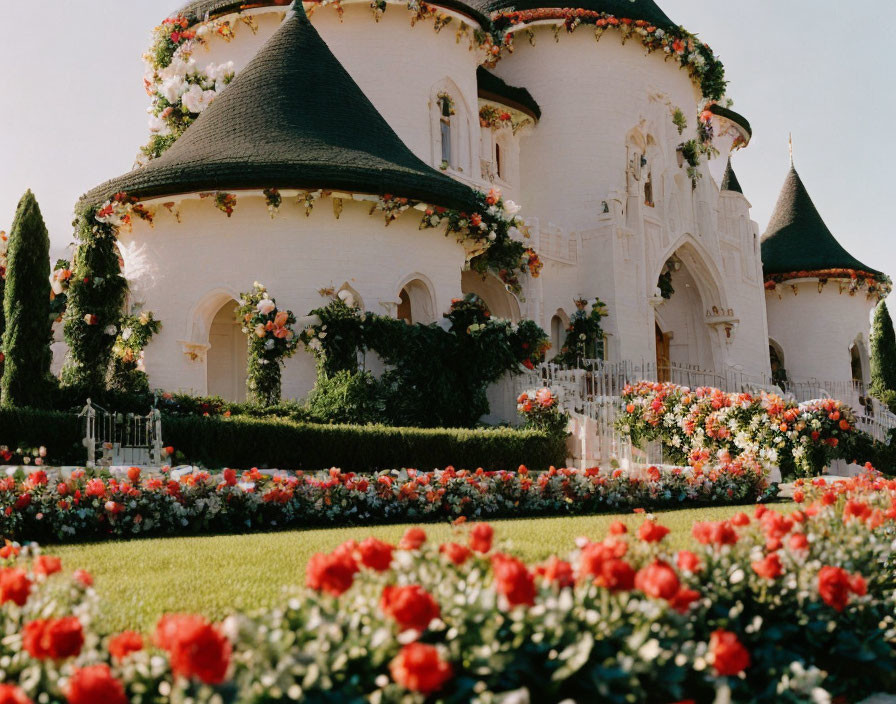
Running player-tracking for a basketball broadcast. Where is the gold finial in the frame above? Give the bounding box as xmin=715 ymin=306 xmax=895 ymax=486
xmin=788 ymin=133 xmax=794 ymax=166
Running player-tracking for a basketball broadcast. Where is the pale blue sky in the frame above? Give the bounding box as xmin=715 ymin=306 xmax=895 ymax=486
xmin=1 ymin=0 xmax=893 ymax=282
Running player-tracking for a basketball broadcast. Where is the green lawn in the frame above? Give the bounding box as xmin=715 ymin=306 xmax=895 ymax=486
xmin=46 ymin=503 xmax=782 ymax=634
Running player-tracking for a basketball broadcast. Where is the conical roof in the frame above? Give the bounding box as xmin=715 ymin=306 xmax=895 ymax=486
xmin=475 ymin=0 xmax=674 ymax=25
xmin=761 ymin=166 xmax=880 ymax=278
xmin=83 ymin=2 xmax=477 ymax=211
xmin=719 ymin=159 xmax=742 ymax=194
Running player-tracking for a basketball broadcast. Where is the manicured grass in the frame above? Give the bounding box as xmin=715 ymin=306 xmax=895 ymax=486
xmin=46 ymin=503 xmax=788 ymax=634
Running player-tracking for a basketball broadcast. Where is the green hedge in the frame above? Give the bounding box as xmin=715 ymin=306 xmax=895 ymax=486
xmin=0 ymin=409 xmax=567 ymax=472
xmin=162 ymin=415 xmax=567 ymax=472
xmin=0 ymin=408 xmax=84 ymax=465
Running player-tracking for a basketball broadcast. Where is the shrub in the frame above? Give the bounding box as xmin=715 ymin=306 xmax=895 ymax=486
xmin=305 ymin=370 xmax=384 ymax=425
xmin=1 ymin=191 xmax=54 ymax=408
xmin=870 ymin=301 xmax=896 ymax=408
xmin=161 ymin=414 xmax=566 ymax=471
xmin=0 ymin=408 xmax=83 ymax=465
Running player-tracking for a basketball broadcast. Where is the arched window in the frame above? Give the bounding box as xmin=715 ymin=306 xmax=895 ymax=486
xmin=850 ymin=344 xmax=864 ymax=385
xmin=644 ymin=170 xmax=654 ymax=207
xmin=495 ymin=142 xmax=503 ymax=180
xmin=439 ymin=95 xmax=453 ymax=168
xmin=769 ymin=340 xmax=787 ymax=388
xmin=397 ymin=278 xmax=435 ymax=325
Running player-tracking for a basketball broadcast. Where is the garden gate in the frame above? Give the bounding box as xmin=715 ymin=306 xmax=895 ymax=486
xmin=79 ymin=400 xmax=163 ymax=467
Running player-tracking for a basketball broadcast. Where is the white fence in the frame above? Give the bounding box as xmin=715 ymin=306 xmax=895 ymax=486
xmin=516 ymin=360 xmax=896 ymax=465
xmin=79 ymin=400 xmax=163 ymax=467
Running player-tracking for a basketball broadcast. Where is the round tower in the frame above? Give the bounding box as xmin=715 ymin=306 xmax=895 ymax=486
xmin=762 ymin=159 xmax=891 ymax=392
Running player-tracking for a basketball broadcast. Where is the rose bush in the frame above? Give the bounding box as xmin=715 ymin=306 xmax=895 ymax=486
xmin=618 ymin=381 xmax=859 ymax=477
xmin=2 ymin=471 xmax=895 ymax=702
xmin=0 ymin=463 xmax=769 ymax=543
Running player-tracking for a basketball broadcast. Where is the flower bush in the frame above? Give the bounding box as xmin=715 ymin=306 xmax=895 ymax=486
xmin=108 ymin=311 xmax=161 ymax=394
xmin=554 ymin=296 xmax=608 ymax=366
xmin=618 ymin=381 xmax=859 ymax=478
xmin=237 ymin=283 xmax=299 ymax=406
xmin=517 ymin=387 xmax=569 ymax=439
xmin=0 ymin=463 xmax=768 ymax=543
xmin=3 ymin=471 xmax=896 ymax=702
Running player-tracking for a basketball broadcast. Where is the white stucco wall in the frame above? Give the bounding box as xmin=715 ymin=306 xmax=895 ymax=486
xmin=766 ymin=281 xmax=876 ymax=383
xmin=118 ymin=195 xmax=468 ymax=401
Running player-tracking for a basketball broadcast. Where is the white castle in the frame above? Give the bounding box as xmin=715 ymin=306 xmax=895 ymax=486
xmin=73 ymin=0 xmax=889 ymax=421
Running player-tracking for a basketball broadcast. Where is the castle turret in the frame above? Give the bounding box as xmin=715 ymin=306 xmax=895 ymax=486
xmin=762 ymin=160 xmax=890 ymax=389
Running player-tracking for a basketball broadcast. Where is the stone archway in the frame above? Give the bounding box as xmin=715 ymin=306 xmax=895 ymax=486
xmin=461 ymin=270 xmax=521 ymax=322
xmin=396 ymin=276 xmax=436 ymax=324
xmin=207 ymin=300 xmax=247 ymax=402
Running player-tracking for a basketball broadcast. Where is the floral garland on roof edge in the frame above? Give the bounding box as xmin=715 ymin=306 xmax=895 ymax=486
xmin=494 ymin=11 xmax=726 ymax=102
xmin=238 ymin=283 xmax=300 ymax=405
xmin=764 ymin=270 xmax=892 ymax=301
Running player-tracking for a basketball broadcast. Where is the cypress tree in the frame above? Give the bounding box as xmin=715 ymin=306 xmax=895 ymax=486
xmin=870 ymin=301 xmax=896 ymax=400
xmin=1 ymin=191 xmax=53 ymax=408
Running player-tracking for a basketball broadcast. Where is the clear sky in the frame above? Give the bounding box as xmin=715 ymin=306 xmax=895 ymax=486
xmin=1 ymin=0 xmax=894 ymax=281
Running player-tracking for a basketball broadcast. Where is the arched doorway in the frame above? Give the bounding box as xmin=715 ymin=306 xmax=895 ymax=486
xmin=397 ymin=278 xmax=435 ymax=324
xmin=769 ymin=339 xmax=787 ymax=388
xmin=207 ymin=300 xmax=247 ymax=401
xmin=652 ymin=248 xmax=717 ymax=374
xmin=461 ymin=270 xmax=520 ymax=321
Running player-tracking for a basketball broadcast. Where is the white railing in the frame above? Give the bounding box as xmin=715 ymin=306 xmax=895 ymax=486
xmin=516 ymin=360 xmax=896 ymax=462
xmin=79 ymin=400 xmax=163 ymax=468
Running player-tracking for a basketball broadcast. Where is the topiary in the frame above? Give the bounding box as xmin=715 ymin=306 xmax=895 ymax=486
xmin=870 ymin=301 xmax=896 ymax=409
xmin=1 ymin=191 xmax=54 ymax=409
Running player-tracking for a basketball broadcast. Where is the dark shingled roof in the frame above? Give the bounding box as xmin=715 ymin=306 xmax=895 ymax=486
xmin=709 ymin=104 xmax=752 ymax=138
xmin=176 ymin=0 xmax=490 ymax=30
xmin=475 ymin=0 xmax=674 ymax=25
xmin=476 ymin=67 xmax=541 ymax=120
xmin=761 ymin=166 xmax=880 ymax=277
xmin=84 ymin=1 xmax=478 ymax=211
xmin=719 ymin=159 xmax=742 ymax=194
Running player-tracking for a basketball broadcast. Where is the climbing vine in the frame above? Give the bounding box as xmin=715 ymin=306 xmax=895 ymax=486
xmin=109 ymin=311 xmax=162 ymax=394
xmin=237 ymin=283 xmax=300 ymax=406
xmin=554 ymin=297 xmax=609 ymax=367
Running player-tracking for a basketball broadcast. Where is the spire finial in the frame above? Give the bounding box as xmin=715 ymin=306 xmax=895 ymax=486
xmin=788 ymin=133 xmax=794 ymax=166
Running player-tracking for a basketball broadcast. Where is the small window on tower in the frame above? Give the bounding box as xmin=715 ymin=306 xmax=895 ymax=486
xmin=495 ymin=143 xmax=503 ymax=180
xmin=644 ymin=171 xmax=654 ymax=207
xmin=439 ymin=95 xmax=453 ymax=169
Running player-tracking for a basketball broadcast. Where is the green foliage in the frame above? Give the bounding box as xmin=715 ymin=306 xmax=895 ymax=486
xmin=554 ymin=298 xmax=608 ymax=367
xmin=870 ymin=301 xmax=896 ymax=404
xmin=0 ymin=407 xmax=84 ymax=465
xmin=299 ymin=297 xmax=366 ymax=376
xmin=237 ymin=283 xmax=300 ymax=406
xmin=61 ymin=204 xmax=129 ymax=392
xmin=305 ymin=370 xmax=383 ymax=425
xmin=161 ymin=414 xmax=566 ymax=471
xmin=107 ymin=311 xmax=161 ymax=394
xmin=1 ymin=191 xmax=54 ymax=408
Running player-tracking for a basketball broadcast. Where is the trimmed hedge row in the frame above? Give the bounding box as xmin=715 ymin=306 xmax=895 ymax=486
xmin=0 ymin=409 xmax=567 ymax=472
xmin=163 ymin=415 xmax=567 ymax=471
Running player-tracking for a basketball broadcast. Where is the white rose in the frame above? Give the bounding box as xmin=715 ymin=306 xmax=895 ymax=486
xmin=181 ymin=84 xmax=216 ymax=114
xmin=147 ymin=114 xmax=171 ymax=135
xmin=160 ymin=76 xmax=187 ymax=104
xmin=256 ymin=298 xmax=276 ymax=315
xmin=504 ymin=200 xmax=521 ymax=216
xmin=104 ymin=325 xmax=118 ymax=336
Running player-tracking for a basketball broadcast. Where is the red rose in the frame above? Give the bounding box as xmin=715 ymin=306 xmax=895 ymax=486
xmin=389 ymin=643 xmax=452 ymax=694
xmin=155 ymin=614 xmax=231 ymax=684
xmin=669 ymin=587 xmax=700 ymax=613
xmin=66 ymin=664 xmax=127 ymax=704
xmin=792 ymin=489 xmax=805 ymax=503
xmin=692 ymin=520 xmax=738 ymax=547
xmin=597 ymin=558 xmax=636 ymax=592
xmin=637 ymin=519 xmax=670 ymax=543
xmin=381 ymin=584 xmax=440 ymax=632
xmin=751 ymin=553 xmax=783 ymax=580
xmin=108 ymin=631 xmax=144 ymax=661
xmin=439 ymin=542 xmax=471 ymax=565
xmin=14 ymin=494 xmax=31 ymax=510
xmin=788 ymin=532 xmax=809 ymax=552
xmin=23 ymin=617 xmax=84 ymax=659
xmin=399 ymin=527 xmax=426 ymax=550
xmin=305 ymin=548 xmax=358 ymax=596
xmin=469 ymin=523 xmax=494 ymax=553
xmin=818 ymin=566 xmax=857 ymax=612
xmin=850 ymin=573 xmax=867 ymax=596
xmin=608 ymin=521 xmax=627 ymax=535
xmin=222 ymin=468 xmax=237 ymax=486
xmin=85 ymin=479 xmax=105 ymax=498
xmin=676 ymin=550 xmax=701 ymax=573
xmin=126 ymin=467 xmax=141 ymax=483
xmin=358 ymin=537 xmax=394 ymax=571
xmin=33 ymin=555 xmax=62 ymax=578
xmin=535 ymin=556 xmax=575 ymax=588
xmin=0 ymin=567 xmax=31 ymax=606
xmin=634 ymin=560 xmax=680 ymax=600
xmin=730 ymin=512 xmax=750 ymax=526
xmin=0 ymin=684 xmax=32 ymax=704
xmin=73 ymin=570 xmax=93 ymax=589
xmin=492 ymin=553 xmax=536 ymax=607
xmin=709 ymin=629 xmax=751 ymax=676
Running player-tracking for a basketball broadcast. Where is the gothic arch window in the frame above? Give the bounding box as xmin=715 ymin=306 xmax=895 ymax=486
xmin=396 ymin=277 xmax=435 ymax=325
xmin=430 ymin=79 xmax=472 ymax=175
xmin=439 ymin=94 xmax=453 ymax=168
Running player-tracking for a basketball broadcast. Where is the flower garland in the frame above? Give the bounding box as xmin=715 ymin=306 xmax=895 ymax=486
xmin=764 ymin=269 xmax=893 ymax=301
xmin=479 ymin=104 xmax=533 ymax=134
xmin=618 ymin=381 xmax=859 ymax=478
xmin=48 ymin=260 xmax=72 ymax=324
xmin=237 ymin=283 xmax=300 ymax=405
xmin=8 ymin=475 xmax=896 ymax=702
xmin=199 ymin=191 xmax=237 ymax=217
xmin=493 ymin=11 xmax=726 ymax=102
xmin=0 ymin=463 xmax=767 ymax=543
xmin=554 ymin=297 xmax=608 ymax=366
